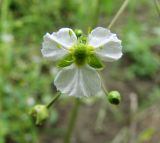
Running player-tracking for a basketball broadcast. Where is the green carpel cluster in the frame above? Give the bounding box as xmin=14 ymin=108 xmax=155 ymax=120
xmin=72 ymin=44 xmax=89 ymax=66
xmin=57 ymin=43 xmax=103 ymax=69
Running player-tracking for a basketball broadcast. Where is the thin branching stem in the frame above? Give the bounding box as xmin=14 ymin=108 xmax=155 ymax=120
xmin=108 ymin=0 xmax=129 ymax=29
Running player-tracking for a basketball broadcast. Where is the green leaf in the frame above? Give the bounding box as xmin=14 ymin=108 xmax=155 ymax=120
xmin=87 ymin=54 xmax=103 ymax=69
xmin=57 ymin=54 xmax=73 ymax=68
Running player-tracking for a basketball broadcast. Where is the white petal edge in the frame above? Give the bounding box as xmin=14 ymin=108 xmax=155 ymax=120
xmin=51 ymin=28 xmax=77 ymax=48
xmin=41 ymin=33 xmax=68 ymax=60
xmin=54 ymin=64 xmax=102 ymax=97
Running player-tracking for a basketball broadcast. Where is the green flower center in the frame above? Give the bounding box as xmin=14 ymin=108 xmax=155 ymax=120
xmin=70 ymin=44 xmax=94 ymax=66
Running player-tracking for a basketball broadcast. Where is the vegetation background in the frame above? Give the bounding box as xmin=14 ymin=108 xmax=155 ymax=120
xmin=0 ymin=0 xmax=160 ymax=143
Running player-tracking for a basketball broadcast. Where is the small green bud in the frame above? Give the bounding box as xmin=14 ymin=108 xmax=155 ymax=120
xmin=75 ymin=29 xmax=83 ymax=38
xmin=30 ymin=105 xmax=49 ymax=125
xmin=107 ymin=91 xmax=121 ymax=105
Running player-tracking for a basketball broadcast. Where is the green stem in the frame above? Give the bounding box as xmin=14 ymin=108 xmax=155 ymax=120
xmin=64 ymin=98 xmax=81 ymax=143
xmin=1 ymin=0 xmax=10 ymax=32
xmin=93 ymin=0 xmax=101 ymax=27
xmin=0 ymin=0 xmax=13 ymax=71
xmin=154 ymin=0 xmax=160 ymax=17
xmin=108 ymin=0 xmax=129 ymax=29
xmin=46 ymin=92 xmax=61 ymax=109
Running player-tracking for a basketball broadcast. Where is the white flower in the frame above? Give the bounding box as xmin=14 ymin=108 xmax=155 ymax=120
xmin=41 ymin=27 xmax=122 ymax=97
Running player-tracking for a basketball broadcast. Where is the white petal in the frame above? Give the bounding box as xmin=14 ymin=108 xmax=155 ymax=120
xmin=88 ymin=27 xmax=112 ymax=47
xmin=95 ymin=39 xmax=123 ymax=61
xmin=41 ymin=33 xmax=67 ymax=60
xmin=88 ymin=27 xmax=122 ymax=61
xmin=52 ymin=28 xmax=77 ymax=48
xmin=54 ymin=64 xmax=102 ymax=97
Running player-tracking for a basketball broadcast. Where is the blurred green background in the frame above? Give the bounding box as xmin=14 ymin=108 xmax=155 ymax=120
xmin=0 ymin=0 xmax=160 ymax=143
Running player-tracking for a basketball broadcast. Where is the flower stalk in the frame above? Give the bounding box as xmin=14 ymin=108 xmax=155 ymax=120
xmin=64 ymin=98 xmax=81 ymax=143
xmin=46 ymin=92 xmax=61 ymax=109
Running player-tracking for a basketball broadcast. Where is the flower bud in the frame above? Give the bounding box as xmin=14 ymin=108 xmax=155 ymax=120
xmin=75 ymin=29 xmax=83 ymax=38
xmin=107 ymin=91 xmax=121 ymax=105
xmin=29 ymin=104 xmax=49 ymax=125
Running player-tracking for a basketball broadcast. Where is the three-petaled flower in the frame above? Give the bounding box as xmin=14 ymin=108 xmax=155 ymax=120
xmin=41 ymin=27 xmax=122 ymax=97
